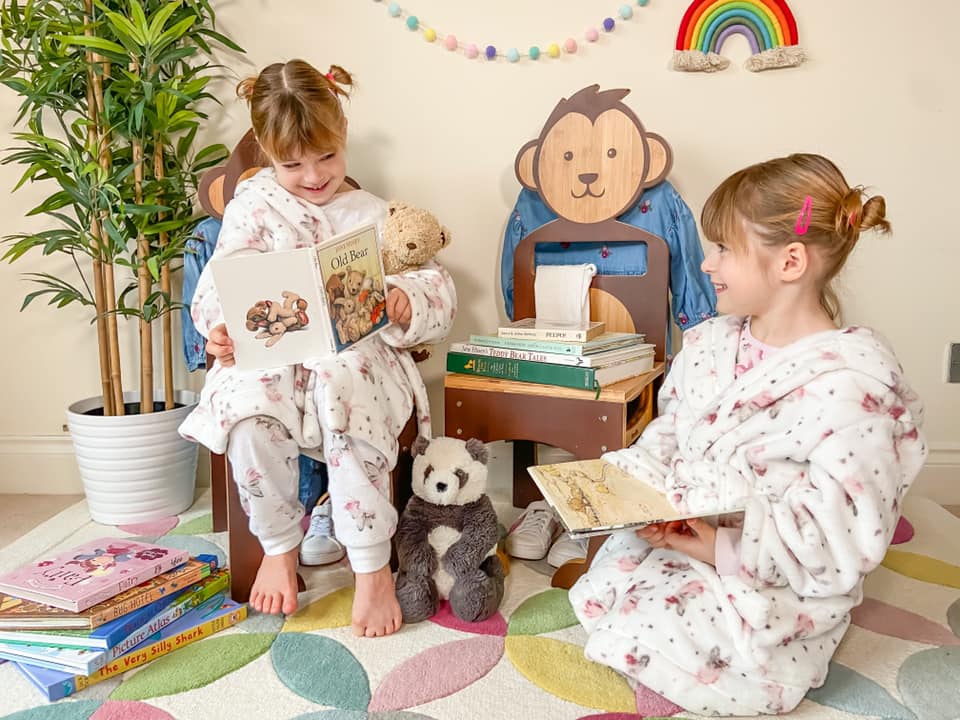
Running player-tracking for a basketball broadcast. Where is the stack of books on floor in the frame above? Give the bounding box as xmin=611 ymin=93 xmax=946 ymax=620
xmin=447 ymin=318 xmax=656 ymax=391
xmin=0 ymin=537 xmax=245 ymax=701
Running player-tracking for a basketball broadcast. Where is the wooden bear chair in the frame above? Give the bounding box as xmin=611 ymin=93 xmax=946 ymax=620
xmin=199 ymin=130 xmax=416 ymax=602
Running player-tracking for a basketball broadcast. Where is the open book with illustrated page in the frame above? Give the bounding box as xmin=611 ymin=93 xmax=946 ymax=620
xmin=210 ymin=222 xmax=389 ymax=371
xmin=527 ymin=459 xmax=743 ymax=538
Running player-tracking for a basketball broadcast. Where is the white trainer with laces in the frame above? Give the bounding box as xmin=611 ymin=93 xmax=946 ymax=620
xmin=505 ymin=500 xmax=561 ymax=560
xmin=547 ymin=532 xmax=588 ymax=568
xmin=299 ymin=496 xmax=346 ymax=566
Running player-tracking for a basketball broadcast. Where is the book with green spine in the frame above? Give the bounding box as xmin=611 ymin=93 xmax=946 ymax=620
xmin=446 ymin=351 xmax=654 ymax=390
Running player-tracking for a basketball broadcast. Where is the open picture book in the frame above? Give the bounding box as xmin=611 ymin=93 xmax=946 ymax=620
xmin=210 ymin=222 xmax=389 ymax=371
xmin=526 ymin=459 xmax=742 ymax=538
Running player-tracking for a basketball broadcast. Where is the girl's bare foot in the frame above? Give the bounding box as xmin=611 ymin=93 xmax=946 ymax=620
xmin=352 ymin=564 xmax=402 ymax=637
xmin=250 ymin=547 xmax=300 ymax=615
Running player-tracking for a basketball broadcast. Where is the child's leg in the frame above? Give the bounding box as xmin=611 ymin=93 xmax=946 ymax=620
xmin=322 ymin=430 xmax=402 ymax=638
xmin=228 ymin=416 xmax=304 ymax=615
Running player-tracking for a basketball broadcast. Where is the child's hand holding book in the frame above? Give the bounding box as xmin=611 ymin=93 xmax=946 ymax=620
xmin=637 ymin=519 xmax=717 ymax=566
xmin=385 ymin=288 xmax=411 ymax=330
xmin=206 ymin=324 xmax=236 ymax=368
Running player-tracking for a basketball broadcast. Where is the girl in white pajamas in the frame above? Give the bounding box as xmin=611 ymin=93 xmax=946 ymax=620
xmin=570 ymin=154 xmax=927 ymax=715
xmin=179 ymin=60 xmax=456 ymax=636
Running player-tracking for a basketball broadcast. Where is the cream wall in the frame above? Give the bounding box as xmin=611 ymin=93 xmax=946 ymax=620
xmin=1 ymin=0 xmax=957 ymax=500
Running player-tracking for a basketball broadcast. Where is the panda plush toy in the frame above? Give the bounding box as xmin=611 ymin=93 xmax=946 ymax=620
xmin=395 ymin=436 xmax=505 ymax=623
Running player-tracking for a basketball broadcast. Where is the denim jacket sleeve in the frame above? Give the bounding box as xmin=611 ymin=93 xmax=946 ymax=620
xmin=180 ymin=217 xmax=221 ymax=371
xmin=665 ymin=192 xmax=717 ymax=331
xmin=501 ymin=208 xmax=522 ymax=320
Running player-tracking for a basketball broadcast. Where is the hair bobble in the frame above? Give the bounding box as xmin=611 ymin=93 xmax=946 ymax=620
xmin=795 ymin=195 xmax=813 ymax=235
xmin=325 ymin=72 xmax=336 ymax=83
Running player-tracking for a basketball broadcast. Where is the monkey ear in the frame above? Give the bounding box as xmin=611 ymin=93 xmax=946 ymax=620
xmin=643 ymin=132 xmax=673 ymax=188
xmin=514 ymin=139 xmax=539 ymax=191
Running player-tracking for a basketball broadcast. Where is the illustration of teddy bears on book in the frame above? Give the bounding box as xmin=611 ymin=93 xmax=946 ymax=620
xmin=245 ymin=291 xmax=310 ymax=347
xmin=324 ymin=266 xmax=386 ymax=346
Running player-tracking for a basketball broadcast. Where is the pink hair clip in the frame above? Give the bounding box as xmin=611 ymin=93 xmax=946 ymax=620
xmin=795 ymin=195 xmax=813 ymax=235
xmin=325 ymin=72 xmax=335 ymax=83
xmin=848 ymin=209 xmax=858 ymax=227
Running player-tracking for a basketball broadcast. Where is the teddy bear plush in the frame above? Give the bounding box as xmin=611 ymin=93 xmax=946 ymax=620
xmin=380 ymin=202 xmax=451 ymax=360
xmin=395 ymin=436 xmax=505 ymax=624
xmin=381 ymin=201 xmax=451 ymax=275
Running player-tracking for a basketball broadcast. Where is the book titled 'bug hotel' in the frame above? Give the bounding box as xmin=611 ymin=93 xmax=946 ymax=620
xmin=210 ymin=222 xmax=389 ymax=371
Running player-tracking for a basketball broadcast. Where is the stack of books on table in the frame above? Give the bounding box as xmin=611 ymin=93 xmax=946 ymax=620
xmin=0 ymin=537 xmax=246 ymax=701
xmin=447 ymin=318 xmax=656 ymax=392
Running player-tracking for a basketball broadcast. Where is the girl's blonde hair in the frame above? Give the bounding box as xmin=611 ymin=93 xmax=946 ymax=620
xmin=701 ymin=153 xmax=890 ymax=321
xmin=236 ymin=60 xmax=353 ymax=161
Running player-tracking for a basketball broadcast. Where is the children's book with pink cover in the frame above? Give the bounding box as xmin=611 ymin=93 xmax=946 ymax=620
xmin=0 ymin=539 xmax=189 ymax=612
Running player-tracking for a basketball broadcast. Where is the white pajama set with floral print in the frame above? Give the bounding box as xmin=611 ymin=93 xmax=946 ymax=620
xmin=179 ymin=169 xmax=457 ymax=573
xmin=570 ymin=315 xmax=927 ymax=715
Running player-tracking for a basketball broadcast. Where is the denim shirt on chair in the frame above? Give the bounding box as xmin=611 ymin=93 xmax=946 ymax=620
xmin=181 ymin=216 xmax=221 ymax=372
xmin=500 ymin=183 xmax=717 ymax=344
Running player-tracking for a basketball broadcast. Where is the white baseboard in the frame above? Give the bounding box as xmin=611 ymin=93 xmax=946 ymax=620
xmin=0 ymin=434 xmax=954 ymax=503
xmin=912 ymin=442 xmax=960 ymax=505
xmin=0 ymin=436 xmax=210 ymax=495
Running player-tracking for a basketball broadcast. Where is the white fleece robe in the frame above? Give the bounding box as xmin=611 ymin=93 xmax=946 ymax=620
xmin=178 ymin=170 xmax=457 ymax=568
xmin=569 ymin=315 xmax=927 ymax=716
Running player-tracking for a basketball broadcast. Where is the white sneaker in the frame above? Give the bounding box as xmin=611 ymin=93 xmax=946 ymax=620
xmin=505 ymin=500 xmax=561 ymax=560
xmin=547 ymin=532 xmax=588 ymax=568
xmin=299 ymin=498 xmax=345 ymax=566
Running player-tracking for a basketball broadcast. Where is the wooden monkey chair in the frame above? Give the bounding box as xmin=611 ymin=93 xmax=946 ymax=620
xmin=199 ymin=130 xmax=418 ymax=602
xmin=443 ymin=85 xmax=673 ymax=589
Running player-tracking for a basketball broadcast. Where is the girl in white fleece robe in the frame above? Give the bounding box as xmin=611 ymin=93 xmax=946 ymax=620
xmin=178 ymin=60 xmax=456 ymax=632
xmin=570 ymin=154 xmax=927 ymax=715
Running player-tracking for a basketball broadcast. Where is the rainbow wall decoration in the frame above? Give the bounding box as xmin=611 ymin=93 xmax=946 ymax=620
xmin=672 ymin=0 xmax=806 ymax=73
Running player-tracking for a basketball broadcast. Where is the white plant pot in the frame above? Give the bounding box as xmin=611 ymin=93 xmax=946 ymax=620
xmin=66 ymin=390 xmax=200 ymax=525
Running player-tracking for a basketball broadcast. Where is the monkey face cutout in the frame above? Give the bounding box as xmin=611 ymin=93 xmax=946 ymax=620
xmin=516 ymin=85 xmax=673 ymax=225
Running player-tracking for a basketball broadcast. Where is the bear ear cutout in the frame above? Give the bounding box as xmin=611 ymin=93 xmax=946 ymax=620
xmin=465 ymin=438 xmax=489 ymax=465
xmin=198 ymin=128 xmax=266 ymax=221
xmin=198 ymin=166 xmax=228 ymax=220
xmin=411 ymin=435 xmax=430 ymax=457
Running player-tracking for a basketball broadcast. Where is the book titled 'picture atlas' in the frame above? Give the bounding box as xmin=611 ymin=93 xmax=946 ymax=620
xmin=210 ymin=222 xmax=389 ymax=371
xmin=0 ymin=539 xmax=189 ymax=612
xmin=14 ymin=596 xmax=246 ymax=701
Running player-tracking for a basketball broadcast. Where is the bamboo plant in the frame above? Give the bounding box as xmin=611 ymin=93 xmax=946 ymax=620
xmin=0 ymin=0 xmax=242 ymax=415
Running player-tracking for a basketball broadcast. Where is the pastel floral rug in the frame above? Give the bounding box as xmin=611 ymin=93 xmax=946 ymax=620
xmin=1 ymin=489 xmax=958 ymax=720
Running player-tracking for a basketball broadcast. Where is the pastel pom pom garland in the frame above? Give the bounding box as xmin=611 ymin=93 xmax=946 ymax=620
xmin=373 ymin=0 xmax=653 ymax=63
